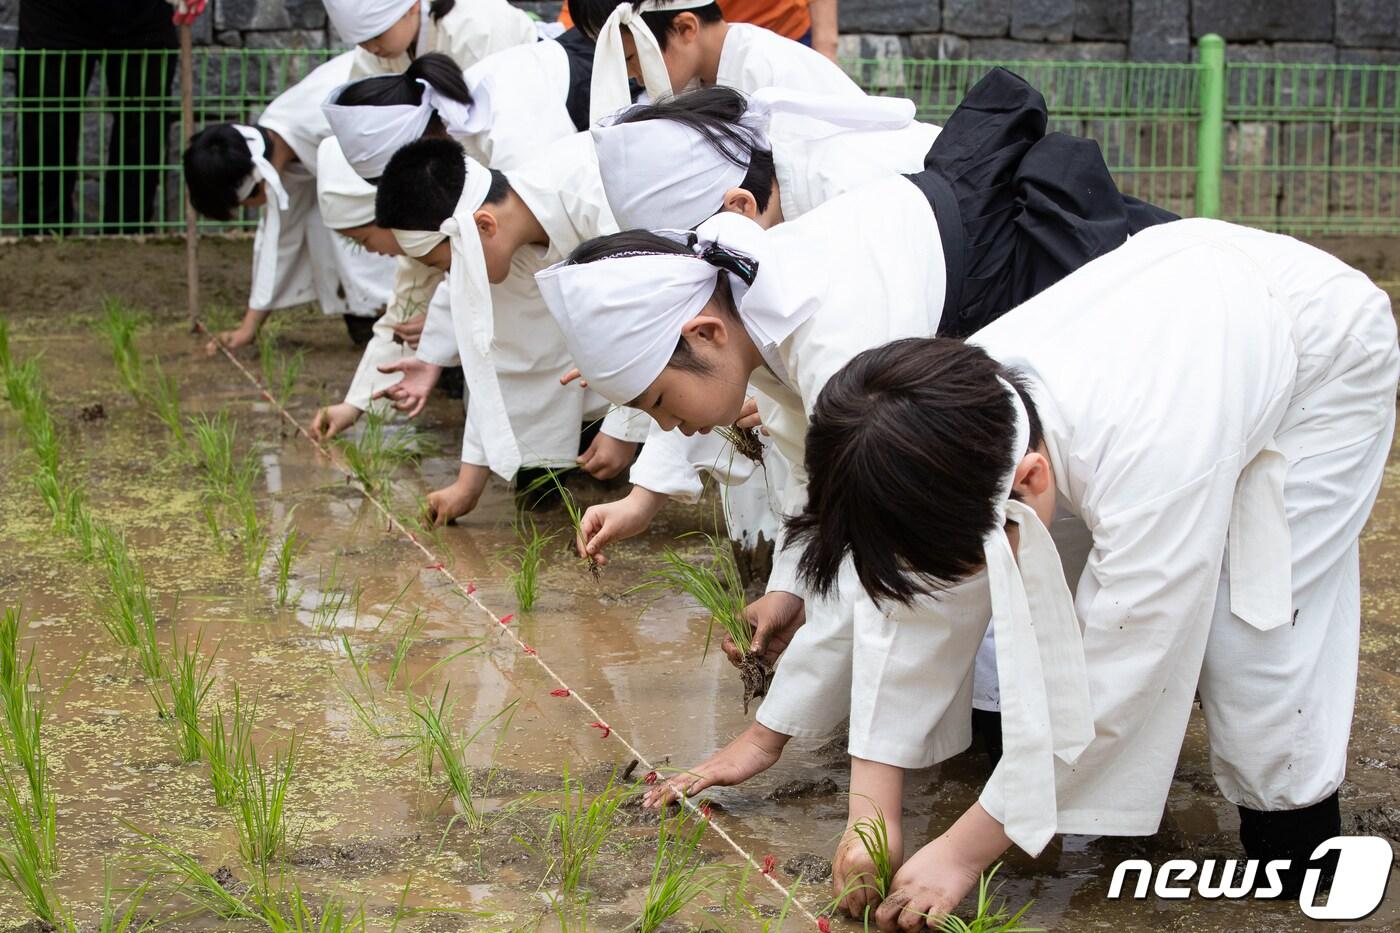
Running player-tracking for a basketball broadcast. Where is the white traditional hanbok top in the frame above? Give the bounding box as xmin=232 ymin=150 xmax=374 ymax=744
xmin=715 ymin=23 xmax=863 ymax=99
xmin=347 ymin=0 xmax=541 ymax=78
xmin=456 ymin=39 xmax=579 ymax=171
xmin=858 ymin=218 xmax=1398 ymax=844
xmin=249 ymin=51 xmax=394 ymax=314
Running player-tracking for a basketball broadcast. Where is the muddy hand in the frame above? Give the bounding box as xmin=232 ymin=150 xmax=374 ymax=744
xmin=391 ymin=314 xmax=425 ymax=349
xmin=643 ymin=722 xmax=789 ymax=809
xmin=725 ymin=591 xmax=806 ymax=667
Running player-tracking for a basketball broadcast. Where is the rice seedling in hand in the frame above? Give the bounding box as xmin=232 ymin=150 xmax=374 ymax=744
xmin=520 ymin=469 xmax=601 ymax=581
xmin=639 ymin=533 xmax=770 ymax=713
xmin=96 ymin=298 xmax=145 ymax=400
xmin=937 ymin=864 xmax=1040 ymax=933
xmin=202 ymin=684 xmax=255 ymax=808
xmin=274 ymin=527 xmax=305 ymax=608
xmin=508 ymin=517 xmax=556 ymax=612
xmin=635 ymin=806 xmax=720 ymax=933
xmin=410 ymin=687 xmax=518 ymax=834
xmin=843 ymin=807 xmax=895 ymax=906
xmin=94 ymin=527 xmax=164 ymax=681
xmin=546 ymin=767 xmax=633 ymax=903
xmin=232 ymin=733 xmax=299 ymax=891
xmin=334 ymin=409 xmax=426 ymax=497
xmin=714 ymin=424 xmax=765 ymax=464
xmin=152 ymin=629 xmax=217 ymax=763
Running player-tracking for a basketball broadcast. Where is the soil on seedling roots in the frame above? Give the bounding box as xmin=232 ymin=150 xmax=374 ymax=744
xmin=0 ymin=238 xmax=1397 ymax=930
xmin=739 ymin=653 xmax=773 ymax=715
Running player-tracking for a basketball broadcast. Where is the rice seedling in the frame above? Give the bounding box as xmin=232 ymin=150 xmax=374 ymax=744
xmin=94 ymin=527 xmax=164 ymax=681
xmin=143 ymin=356 xmax=189 ymax=451
xmin=251 ymin=881 xmax=367 ymax=933
xmin=334 ymin=408 xmax=426 ymax=497
xmin=639 ymin=533 xmax=770 ymax=713
xmin=716 ymin=864 xmax=797 ymax=933
xmin=191 ymin=411 xmax=237 ymax=489
xmin=202 ymin=684 xmax=255 ymax=808
xmin=232 ymin=732 xmax=299 ymax=890
xmin=0 ymin=319 xmax=11 ymax=374
xmin=937 ymin=865 xmax=1040 ymax=933
xmin=386 ymin=611 xmax=425 ymax=691
xmin=0 ymin=768 xmax=63 ymax=928
xmin=310 ymin=559 xmax=361 ymax=633
xmin=336 ymin=635 xmax=383 ymax=737
xmin=152 ymin=629 xmax=218 ymax=763
xmin=508 ymin=517 xmax=557 ymax=612
xmin=634 ymin=807 xmax=720 ymax=933
xmin=274 ymin=527 xmax=305 ymax=607
xmin=715 ymin=423 xmax=765 ymax=464
xmin=96 ymin=298 xmax=145 ymax=400
xmin=841 ymin=807 xmax=895 ymax=907
xmin=411 ymin=687 xmax=518 ymax=835
xmin=96 ymin=863 xmax=154 ymax=933
xmin=545 ymin=767 xmax=633 ymax=903
xmin=239 ymin=495 xmax=271 ymax=580
xmin=520 ymin=469 xmax=600 ymax=581
xmin=127 ymin=824 xmax=258 ymax=921
xmin=258 ymin=328 xmax=306 ymax=410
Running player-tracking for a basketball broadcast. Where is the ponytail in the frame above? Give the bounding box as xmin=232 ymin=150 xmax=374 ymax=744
xmin=429 ymin=0 xmax=454 ymax=20
xmin=613 ymin=87 xmax=777 ymax=214
xmin=334 ymin=52 xmax=472 ymax=109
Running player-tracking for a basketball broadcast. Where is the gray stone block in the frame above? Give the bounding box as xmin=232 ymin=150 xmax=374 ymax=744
xmin=908 ymin=31 xmax=969 ymax=59
xmin=1335 ymin=48 xmax=1400 ymax=109
xmin=839 ymin=34 xmax=912 ymax=91
xmin=512 ymin=1 xmax=564 ymax=21
xmin=842 ymin=0 xmax=940 ymax=34
xmin=1336 ymin=0 xmax=1400 ymax=50
xmin=216 ymin=0 xmax=326 ymax=32
xmin=966 ymin=37 xmax=1127 ymax=60
xmin=1224 ymin=42 xmax=1337 ymax=108
xmin=190 ymin=6 xmax=215 ymax=45
xmin=215 ymin=30 xmax=244 ymax=46
xmin=943 ymin=0 xmax=1010 ymax=37
xmin=244 ymin=29 xmax=327 ymax=49
xmin=1130 ymin=0 xmax=1189 ymax=61
xmin=1074 ymin=0 xmax=1129 ymax=40
xmin=1011 ymin=0 xmax=1073 ymax=41
xmin=1339 ymin=47 xmax=1400 ymax=65
xmin=1191 ymin=0 xmax=1333 ymax=42
xmin=1329 ymin=125 xmax=1397 ymax=223
xmin=0 ymin=24 xmax=15 ymax=50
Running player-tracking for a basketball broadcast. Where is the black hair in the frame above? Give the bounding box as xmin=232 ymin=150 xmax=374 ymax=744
xmin=429 ymin=0 xmax=454 ymax=20
xmin=566 ymin=230 xmax=738 ymax=384
xmin=614 ymin=86 xmax=777 ymax=214
xmin=375 ymin=136 xmax=511 ymax=230
xmin=568 ymin=0 xmax=724 ymax=51
xmin=333 ymin=52 xmax=472 ymax=144
xmin=183 ymin=123 xmax=269 ymax=221
xmin=787 ymin=337 xmax=1045 ymax=605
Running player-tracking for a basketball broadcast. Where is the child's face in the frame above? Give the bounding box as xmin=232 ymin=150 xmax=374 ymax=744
xmin=420 ymin=240 xmax=452 ymax=271
xmin=621 ymin=26 xmax=700 ymax=95
xmin=360 ymin=1 xmax=420 ymax=59
xmin=627 ymin=301 xmax=751 ymax=434
xmin=340 ymin=224 xmax=403 ymax=257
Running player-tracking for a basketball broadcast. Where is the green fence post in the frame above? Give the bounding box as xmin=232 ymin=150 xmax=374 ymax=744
xmin=1196 ymin=33 xmax=1226 ymax=219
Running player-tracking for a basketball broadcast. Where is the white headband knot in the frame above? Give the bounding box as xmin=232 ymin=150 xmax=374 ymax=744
xmin=588 ymin=0 xmax=716 ymax=124
xmin=592 ymin=87 xmax=917 ymax=231
xmin=983 ymin=377 xmax=1094 ymax=857
xmin=323 ymin=75 xmax=491 ymax=180
xmin=233 ymin=124 xmax=290 ymax=309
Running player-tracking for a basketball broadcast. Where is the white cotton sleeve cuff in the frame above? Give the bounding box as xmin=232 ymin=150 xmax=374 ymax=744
xmin=628 ymin=424 xmax=707 ymax=502
xmin=601 ymin=406 xmax=651 ymax=443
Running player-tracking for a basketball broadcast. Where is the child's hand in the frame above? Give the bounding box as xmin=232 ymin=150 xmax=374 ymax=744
xmin=833 ymin=817 xmax=904 ymax=921
xmin=205 ymin=308 xmax=268 ymax=355
xmin=642 ymin=721 xmax=789 ymax=808
xmin=423 ymin=464 xmax=490 ymax=527
xmin=873 ymin=834 xmax=980 ymax=932
xmin=577 ymin=433 xmax=637 ymax=480
xmin=373 ymin=358 xmax=442 ymax=418
xmin=390 ymin=313 xmax=426 ymax=349
xmin=311 ymin=402 xmax=360 ymax=441
xmin=723 ymin=591 xmax=805 ymax=667
xmin=576 ymin=487 xmax=668 ymax=564
xmin=735 ymin=396 xmax=768 ymax=434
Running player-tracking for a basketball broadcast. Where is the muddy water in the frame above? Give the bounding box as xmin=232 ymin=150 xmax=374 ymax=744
xmin=0 ymin=307 xmax=1397 ymax=931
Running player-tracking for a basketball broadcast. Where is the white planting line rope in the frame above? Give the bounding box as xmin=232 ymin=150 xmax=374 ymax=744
xmin=202 ymin=325 xmax=820 ymax=925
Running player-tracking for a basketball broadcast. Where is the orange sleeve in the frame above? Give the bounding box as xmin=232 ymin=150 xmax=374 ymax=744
xmin=717 ymin=0 xmax=811 ymax=40
xmin=558 ymin=1 xmax=574 ymax=27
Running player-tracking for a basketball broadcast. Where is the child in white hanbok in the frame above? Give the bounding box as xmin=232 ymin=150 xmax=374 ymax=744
xmin=322 ymin=0 xmax=541 ymax=78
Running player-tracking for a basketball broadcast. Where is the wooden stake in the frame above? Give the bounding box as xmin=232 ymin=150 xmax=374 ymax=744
xmin=180 ymin=22 xmax=198 ymax=328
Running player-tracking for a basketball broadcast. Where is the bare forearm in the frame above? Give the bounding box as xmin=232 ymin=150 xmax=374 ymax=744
xmin=807 ymin=0 xmax=838 ymax=60
xmin=848 ymin=756 xmax=904 ymax=826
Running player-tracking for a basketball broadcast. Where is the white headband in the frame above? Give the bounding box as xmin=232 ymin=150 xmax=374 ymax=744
xmin=391 ymin=154 xmax=523 ymax=479
xmin=535 ymin=211 xmax=813 ymax=405
xmin=323 ymin=77 xmax=490 ymax=180
xmin=593 ymin=87 xmax=918 ymax=231
xmin=323 ymin=0 xmax=416 ymax=44
xmin=233 ymin=124 xmax=291 ymax=309
xmin=588 ymin=0 xmax=715 ymax=124
xmin=983 ymin=378 xmax=1094 ymax=856
xmin=315 ymin=136 xmax=377 ymax=230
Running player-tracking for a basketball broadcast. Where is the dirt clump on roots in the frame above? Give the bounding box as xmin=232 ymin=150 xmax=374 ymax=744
xmin=739 ymin=652 xmax=774 ymax=715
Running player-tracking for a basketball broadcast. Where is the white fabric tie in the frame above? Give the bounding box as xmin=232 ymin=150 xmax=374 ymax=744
xmin=986 ymin=379 xmax=1095 ymax=856
xmin=323 ymin=77 xmax=490 ymax=180
xmin=323 ymin=0 xmax=416 ymax=44
xmin=391 ymin=154 xmax=521 ymax=478
xmin=1228 ymin=444 xmax=1293 ymax=629
xmin=589 ymin=0 xmax=714 ymax=124
xmin=593 ymin=87 xmax=917 ymax=231
xmin=234 ymin=125 xmax=291 ymax=309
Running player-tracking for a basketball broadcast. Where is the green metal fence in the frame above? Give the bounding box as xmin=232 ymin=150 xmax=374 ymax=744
xmin=2 ymin=36 xmax=1399 ymax=237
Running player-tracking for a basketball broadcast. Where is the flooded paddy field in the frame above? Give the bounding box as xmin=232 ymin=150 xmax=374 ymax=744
xmin=0 ymin=238 xmax=1397 ymax=930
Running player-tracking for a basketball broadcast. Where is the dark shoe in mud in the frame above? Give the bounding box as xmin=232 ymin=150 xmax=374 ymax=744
xmin=739 ymin=652 xmax=774 ymax=715
xmin=342 ymin=312 xmax=377 ymax=347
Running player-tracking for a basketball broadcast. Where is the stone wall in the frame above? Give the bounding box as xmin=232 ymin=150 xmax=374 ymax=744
xmin=1 ymin=1 xmax=1396 ymax=64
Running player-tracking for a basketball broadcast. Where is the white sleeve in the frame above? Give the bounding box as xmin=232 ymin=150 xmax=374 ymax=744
xmin=460 ymin=401 xmax=487 ymax=467
xmin=600 ymin=406 xmax=652 ymax=443
xmin=247 ymin=177 xmax=316 ymax=312
xmin=414 ymin=281 xmax=460 ymax=368
xmin=344 ymin=258 xmax=442 ymax=410
xmin=980 ymin=469 xmax=1236 ymax=837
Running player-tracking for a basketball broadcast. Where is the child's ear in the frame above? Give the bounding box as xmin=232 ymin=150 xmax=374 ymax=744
xmin=473 ymin=208 xmax=498 ymax=239
xmin=720 ymin=187 xmax=760 ymax=220
xmin=682 ymin=314 xmax=729 ymax=348
xmin=670 ymin=11 xmax=701 ymax=44
xmin=1013 ymin=451 xmax=1052 ymax=498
